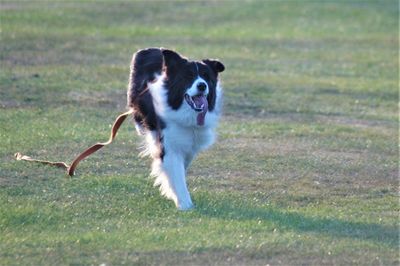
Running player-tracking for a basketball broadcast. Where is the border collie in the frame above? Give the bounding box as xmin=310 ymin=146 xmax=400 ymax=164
xmin=127 ymin=48 xmax=225 ymax=210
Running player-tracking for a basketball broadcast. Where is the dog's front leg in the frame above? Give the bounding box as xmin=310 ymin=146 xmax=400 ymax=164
xmin=184 ymin=154 xmax=195 ymax=170
xmin=156 ymin=151 xmax=194 ymax=210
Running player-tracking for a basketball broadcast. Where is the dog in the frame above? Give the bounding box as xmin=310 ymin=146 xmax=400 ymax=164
xmin=127 ymin=48 xmax=225 ymax=210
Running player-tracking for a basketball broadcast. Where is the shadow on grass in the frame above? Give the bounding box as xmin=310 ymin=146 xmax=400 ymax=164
xmin=195 ymin=196 xmax=398 ymax=248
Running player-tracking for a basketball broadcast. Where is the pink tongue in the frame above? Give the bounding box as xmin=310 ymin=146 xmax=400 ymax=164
xmin=193 ymin=95 xmax=208 ymax=126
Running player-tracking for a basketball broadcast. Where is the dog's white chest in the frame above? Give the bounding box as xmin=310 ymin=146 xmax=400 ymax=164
xmin=162 ymin=124 xmax=215 ymax=155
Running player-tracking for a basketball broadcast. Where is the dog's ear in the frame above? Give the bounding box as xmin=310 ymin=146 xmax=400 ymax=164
xmin=202 ymin=59 xmax=225 ymax=76
xmin=161 ymin=49 xmax=185 ymax=70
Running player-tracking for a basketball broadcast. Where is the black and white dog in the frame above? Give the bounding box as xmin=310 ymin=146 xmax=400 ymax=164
xmin=127 ymin=48 xmax=225 ymax=210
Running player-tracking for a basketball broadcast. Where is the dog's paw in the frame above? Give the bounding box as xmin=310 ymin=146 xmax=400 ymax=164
xmin=177 ymin=201 xmax=194 ymax=211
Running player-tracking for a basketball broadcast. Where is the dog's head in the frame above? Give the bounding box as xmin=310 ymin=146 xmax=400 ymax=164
xmin=128 ymin=48 xmax=224 ymax=119
xmin=161 ymin=49 xmax=224 ymax=114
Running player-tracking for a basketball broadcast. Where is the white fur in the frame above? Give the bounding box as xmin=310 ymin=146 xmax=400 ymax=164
xmin=136 ymin=73 xmax=222 ymax=210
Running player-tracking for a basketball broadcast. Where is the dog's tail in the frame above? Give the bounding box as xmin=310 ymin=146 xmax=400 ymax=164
xmin=15 ymin=109 xmax=134 ymax=176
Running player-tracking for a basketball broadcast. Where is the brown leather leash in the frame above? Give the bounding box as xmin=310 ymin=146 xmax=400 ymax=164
xmin=15 ymin=109 xmax=134 ymax=176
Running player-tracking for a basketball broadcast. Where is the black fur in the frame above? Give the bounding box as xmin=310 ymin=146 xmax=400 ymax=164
xmin=127 ymin=48 xmax=165 ymax=132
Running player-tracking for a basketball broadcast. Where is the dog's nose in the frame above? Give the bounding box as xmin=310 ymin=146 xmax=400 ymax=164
xmin=197 ymin=82 xmax=207 ymax=92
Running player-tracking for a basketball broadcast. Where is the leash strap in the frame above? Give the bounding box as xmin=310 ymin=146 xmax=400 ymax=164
xmin=15 ymin=109 xmax=134 ymax=176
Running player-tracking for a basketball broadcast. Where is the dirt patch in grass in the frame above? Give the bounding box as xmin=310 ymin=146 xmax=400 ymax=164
xmin=67 ymin=90 xmax=127 ymax=109
xmin=314 ymin=115 xmax=397 ymax=134
xmin=192 ymin=127 xmax=398 ymax=197
xmin=0 ymin=89 xmax=127 ymax=109
xmin=0 ymin=99 xmax=21 ymax=108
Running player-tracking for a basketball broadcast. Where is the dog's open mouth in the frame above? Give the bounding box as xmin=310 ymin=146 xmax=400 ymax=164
xmin=185 ymin=94 xmax=208 ymax=126
xmin=185 ymin=94 xmax=207 ymax=112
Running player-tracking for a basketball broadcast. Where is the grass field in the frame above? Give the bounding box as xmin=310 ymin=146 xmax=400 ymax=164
xmin=0 ymin=1 xmax=399 ymax=265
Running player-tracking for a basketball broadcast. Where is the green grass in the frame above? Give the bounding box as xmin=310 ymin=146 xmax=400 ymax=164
xmin=0 ymin=1 xmax=398 ymax=265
